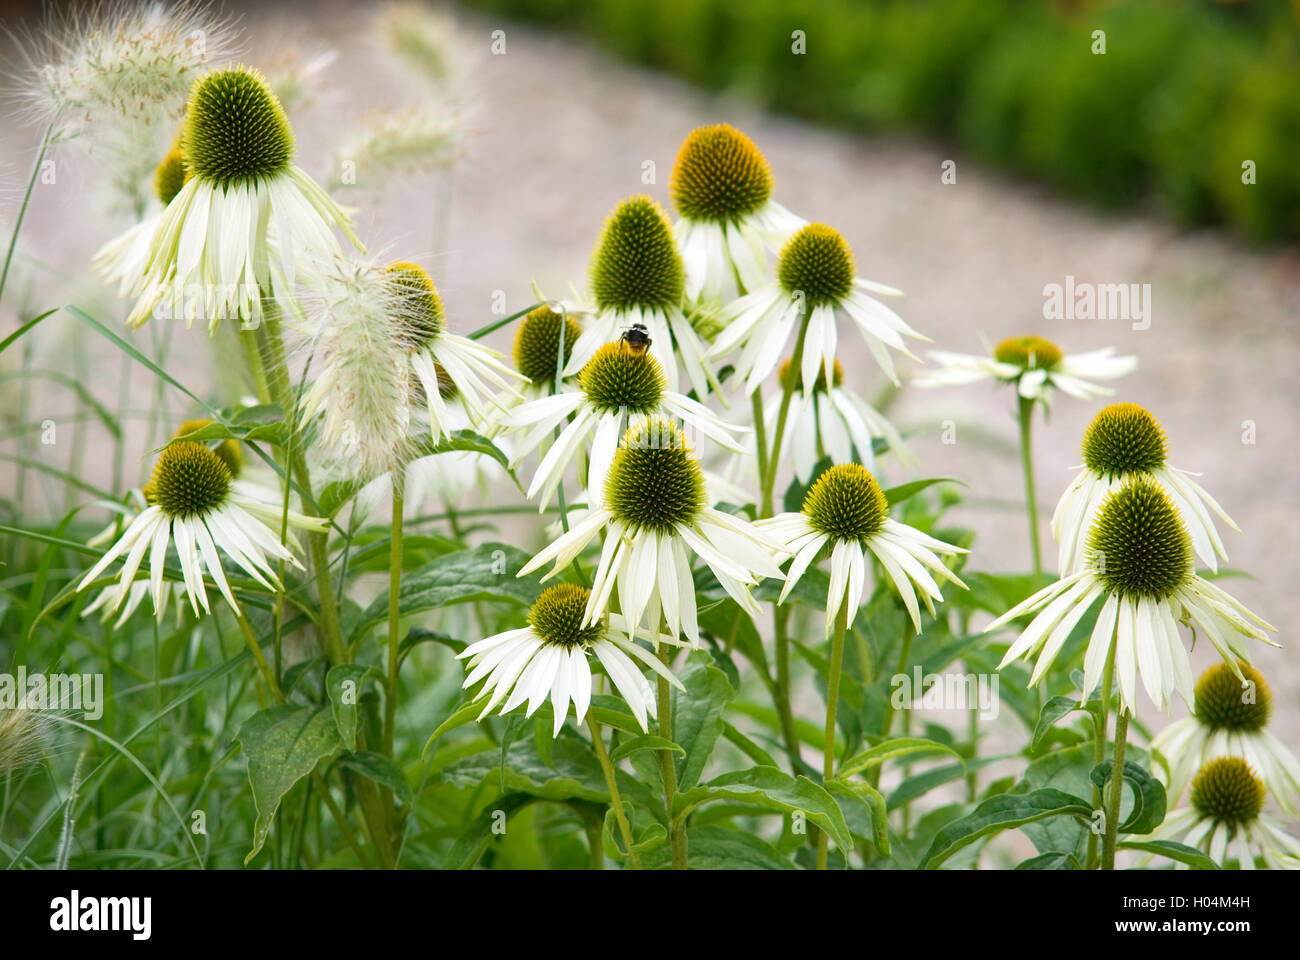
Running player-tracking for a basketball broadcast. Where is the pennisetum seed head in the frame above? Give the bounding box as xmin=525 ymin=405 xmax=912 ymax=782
xmin=528 ymin=583 xmax=604 ymax=648
xmin=514 ymin=305 xmax=581 ymax=383
xmin=144 ymin=442 xmax=232 ymax=518
xmin=670 ymin=123 xmax=774 ymax=222
xmin=605 ymin=417 xmax=707 ymax=533
xmin=777 ymin=224 xmax=855 ymax=307
xmin=1190 ymin=757 xmax=1265 ymax=829
xmin=590 ymin=196 xmax=685 ymax=313
xmin=1194 ymin=661 xmax=1271 ymax=733
xmin=1086 ymin=476 xmax=1192 ymax=601
xmin=803 ymin=463 xmax=888 ymax=544
xmin=1081 ymin=402 xmax=1168 ymax=479
xmin=183 ymin=65 xmax=294 ymax=186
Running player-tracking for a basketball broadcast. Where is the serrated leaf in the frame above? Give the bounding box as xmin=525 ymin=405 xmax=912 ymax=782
xmin=922 ymin=789 xmax=1093 ymax=869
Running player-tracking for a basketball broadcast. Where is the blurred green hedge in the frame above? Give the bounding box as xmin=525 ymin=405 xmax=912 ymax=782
xmin=463 ymin=0 xmax=1300 ymax=246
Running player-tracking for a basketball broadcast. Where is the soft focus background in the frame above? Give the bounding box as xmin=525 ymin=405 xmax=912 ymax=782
xmin=2 ymin=0 xmax=1298 ymax=753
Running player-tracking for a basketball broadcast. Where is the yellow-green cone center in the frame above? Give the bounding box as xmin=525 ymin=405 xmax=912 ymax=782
xmin=579 ymin=342 xmax=666 ymax=414
xmin=803 ymin=463 xmax=888 ymax=543
xmin=1190 ymin=757 xmax=1265 ymax=828
xmin=528 ymin=583 xmax=604 ymax=648
xmin=590 ymin=196 xmax=685 ymax=313
xmin=777 ymin=224 xmax=855 ymax=307
xmin=514 ymin=305 xmax=581 ymax=383
xmin=993 ymin=335 xmax=1063 ymax=371
xmin=174 ymin=419 xmax=244 ymax=477
xmin=670 ymin=123 xmax=774 ymax=222
xmin=154 ymin=146 xmax=188 ymax=206
xmin=146 ymin=442 xmax=232 ymax=518
xmin=605 ymin=418 xmax=706 ymax=533
xmin=779 ymin=357 xmax=844 ymax=393
xmin=386 ymin=261 xmax=445 ymax=349
xmin=183 ymin=67 xmax=294 ymax=186
xmin=1087 ymin=477 xmax=1191 ymax=601
xmin=1081 ymin=402 xmax=1168 ymax=478
xmin=1195 ymin=662 xmax=1271 ymax=733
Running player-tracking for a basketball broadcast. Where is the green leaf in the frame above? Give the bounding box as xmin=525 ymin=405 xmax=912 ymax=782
xmin=922 ymin=789 xmax=1094 ymax=869
xmin=441 ymin=738 xmax=655 ymax=807
xmin=827 ymin=779 xmax=890 ymax=856
xmin=837 ymin=737 xmax=962 ymax=780
xmin=0 ymin=306 xmax=58 ymax=355
xmin=353 ymin=542 xmax=541 ymax=640
xmin=1090 ymin=760 xmax=1167 ymax=835
xmin=671 ymin=651 xmax=735 ymax=791
xmin=337 ymin=751 xmax=414 ymax=806
xmin=1117 ymin=839 xmax=1219 ymax=870
xmin=881 ymin=476 xmax=965 ymax=507
xmin=326 ymin=664 xmax=377 ymax=751
xmin=673 ymin=766 xmax=853 ymax=854
xmin=783 ymin=456 xmax=833 ymax=514
xmin=444 ymin=794 xmax=537 ymax=869
xmin=424 ymin=700 xmax=485 ymax=752
xmin=888 ymin=756 xmax=1010 ymax=808
xmin=640 ymin=825 xmax=794 ymax=870
xmin=1032 ymin=695 xmax=1085 ymax=752
xmin=601 ymin=801 xmax=667 ymax=862
xmin=400 ymin=626 xmax=464 ymax=661
xmin=610 ymin=736 xmax=684 ymax=763
xmin=1016 ymin=852 xmax=1082 ymax=870
xmin=236 ymin=705 xmax=342 ymax=864
xmin=721 ymin=722 xmax=778 ymax=769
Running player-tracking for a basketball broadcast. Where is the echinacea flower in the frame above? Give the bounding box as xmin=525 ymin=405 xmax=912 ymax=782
xmin=757 ymin=464 xmax=966 ymax=634
xmin=990 ymin=477 xmax=1276 ymax=714
xmin=669 ymin=123 xmax=804 ymax=305
xmin=1137 ymin=758 xmax=1300 ymax=869
xmin=93 ymin=141 xmax=189 ymax=294
xmin=76 ymin=441 xmax=326 ymax=619
xmin=564 ymin=195 xmax=713 ymax=399
xmin=914 ymin=336 xmax=1136 ymax=404
xmin=503 ymin=341 xmax=746 ymax=510
xmin=519 ymin=418 xmax=785 ymax=645
xmin=458 ymin=583 xmax=686 ymax=734
xmin=122 ymin=65 xmax=363 ymax=331
xmin=1053 ymin=403 xmax=1238 ymax=574
xmin=762 ymin=357 xmax=915 ymax=483
xmin=509 ymin=301 xmax=585 ymax=400
xmin=1151 ymin=661 xmax=1300 ymax=816
xmin=707 ymin=223 xmax=925 ymax=395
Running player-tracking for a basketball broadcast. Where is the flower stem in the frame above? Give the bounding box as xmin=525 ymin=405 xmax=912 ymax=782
xmin=656 ymin=644 xmax=687 ymax=870
xmin=817 ymin=592 xmax=850 ymax=870
xmin=772 ymin=605 xmax=804 ymax=770
xmin=1102 ymin=705 xmax=1129 ymax=871
xmin=760 ymin=312 xmax=811 ymax=519
xmin=1086 ymin=643 xmax=1117 ymax=870
xmin=587 ymin=713 xmax=641 ymax=870
xmin=751 ymin=390 xmax=768 ymax=494
xmin=383 ymin=469 xmax=405 ymax=756
xmin=1016 ymin=394 xmax=1043 ymax=577
xmin=0 ymin=118 xmax=54 ymax=312
xmin=235 ymin=610 xmax=283 ymax=703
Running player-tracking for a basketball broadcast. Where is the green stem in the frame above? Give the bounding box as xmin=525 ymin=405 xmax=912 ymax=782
xmin=383 ymin=470 xmax=405 ymax=756
xmin=1102 ymin=706 xmax=1129 ymax=871
xmin=1016 ymin=394 xmax=1043 ymax=577
xmin=587 ymin=713 xmax=641 ymax=870
xmin=465 ymin=302 xmax=543 ymax=341
xmin=656 ymin=644 xmax=687 ymax=870
xmin=817 ymin=592 xmax=850 ymax=870
xmin=0 ymin=118 xmax=54 ymax=312
xmin=235 ymin=610 xmax=283 ymax=702
xmin=1088 ymin=644 xmax=1117 ymax=869
xmin=760 ymin=312 xmax=811 ymax=519
xmin=751 ymin=389 xmax=768 ymax=495
xmin=772 ymin=606 xmax=803 ymax=770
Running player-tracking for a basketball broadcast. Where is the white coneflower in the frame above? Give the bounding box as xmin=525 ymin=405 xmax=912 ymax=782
xmin=1053 ymin=403 xmax=1238 ymax=574
xmin=519 ymin=418 xmax=785 ymax=646
xmin=122 ymin=64 xmax=363 ymax=331
xmin=763 ymin=357 xmax=915 ymax=483
xmin=299 ymin=257 xmax=414 ymax=482
xmin=757 ymin=464 xmax=966 ymax=635
xmin=458 ymin=583 xmax=686 ymax=734
xmin=505 ymin=300 xmax=585 ymax=401
xmin=1138 ymin=758 xmax=1300 ymax=869
xmin=990 ymin=477 xmax=1275 ymax=714
xmin=565 ymin=195 xmax=713 ymax=399
xmin=914 ymin=336 xmax=1136 ymax=404
xmin=19 ymin=0 xmax=237 ymax=144
xmin=707 ymin=223 xmax=925 ymax=395
xmin=503 ymin=341 xmax=746 ymax=510
xmin=326 ymin=103 xmax=460 ymax=192
xmin=1152 ymin=661 xmax=1300 ymax=816
xmin=93 ymin=140 xmax=188 ymax=295
xmin=384 ymin=260 xmax=525 ymax=441
xmin=75 ymin=441 xmax=326 ymax=619
xmin=669 ymin=123 xmax=804 ymax=305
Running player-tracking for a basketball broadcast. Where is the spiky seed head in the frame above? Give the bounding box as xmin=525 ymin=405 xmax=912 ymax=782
xmin=183 ymin=66 xmax=294 ymax=186
xmin=669 ymin=123 xmax=774 ymax=222
xmin=993 ymin=335 xmax=1063 ymax=371
xmin=528 ymin=583 xmax=604 ymax=648
xmin=1194 ymin=661 xmax=1271 ymax=733
xmin=174 ymin=418 xmax=243 ymax=477
xmin=778 ymin=356 xmax=844 ymax=393
xmin=578 ymin=342 xmax=666 ymax=414
xmin=385 ymin=260 xmax=445 ymax=350
xmin=590 ymin=196 xmax=685 ymax=313
xmin=1087 ymin=477 xmax=1191 ymax=600
xmin=1191 ymin=757 xmax=1265 ymax=828
xmin=803 ymin=463 xmax=888 ymax=544
xmin=1081 ymin=402 xmax=1168 ymax=478
xmin=605 ymin=418 xmax=707 ymax=533
xmin=514 ymin=305 xmax=581 ymax=383
xmin=777 ymin=223 xmax=855 ymax=307
xmin=154 ymin=143 xmax=189 ymax=205
xmin=0 ymin=705 xmax=46 ymax=777
xmin=144 ymin=442 xmax=232 ymax=518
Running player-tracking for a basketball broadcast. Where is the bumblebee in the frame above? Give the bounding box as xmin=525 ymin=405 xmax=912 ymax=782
xmin=619 ymin=323 xmax=652 ymax=356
